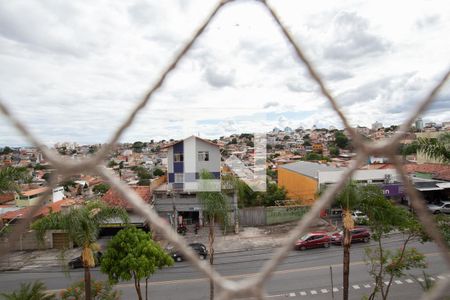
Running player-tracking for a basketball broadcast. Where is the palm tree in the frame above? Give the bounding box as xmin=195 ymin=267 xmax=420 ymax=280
xmin=0 ymin=281 xmax=56 ymax=300
xmin=31 ymin=200 xmax=128 ymax=300
xmin=0 ymin=166 xmax=29 ymax=194
xmin=417 ymin=132 xmax=450 ymax=163
xmin=335 ymin=181 xmax=361 ymax=300
xmin=198 ymin=170 xmax=230 ymax=300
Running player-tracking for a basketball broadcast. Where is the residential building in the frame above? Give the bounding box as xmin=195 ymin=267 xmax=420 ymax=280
xmin=153 ymin=136 xmax=235 ymax=228
xmin=166 ymin=135 xmax=220 ymax=192
xmin=372 ymin=121 xmax=383 ymax=131
xmin=278 ymin=161 xmax=400 ymax=205
xmin=415 ymin=118 xmax=424 ymax=131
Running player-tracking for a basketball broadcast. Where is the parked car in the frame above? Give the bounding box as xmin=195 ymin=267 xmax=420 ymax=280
xmin=68 ymin=251 xmax=103 ymax=269
xmin=350 ymin=210 xmax=369 ymax=224
xmin=295 ymin=232 xmax=330 ymax=250
xmin=171 ymin=243 xmax=208 ymax=262
xmin=331 ymin=227 xmax=370 ymax=245
xmin=427 ymin=201 xmax=450 ymax=214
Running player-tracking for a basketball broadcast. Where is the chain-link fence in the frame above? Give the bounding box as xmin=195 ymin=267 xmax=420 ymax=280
xmin=1 ymin=1 xmax=449 ymax=299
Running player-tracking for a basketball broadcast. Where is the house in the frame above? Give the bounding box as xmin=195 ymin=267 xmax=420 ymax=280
xmin=278 ymin=161 xmax=400 ymax=205
xmin=153 ymin=136 xmax=235 ymax=228
xmin=278 ymin=161 xmax=343 ymax=204
xmin=166 ymin=135 xmax=220 ymax=192
xmin=15 ymin=186 xmax=65 ymax=207
xmin=101 ymin=185 xmax=151 ymax=233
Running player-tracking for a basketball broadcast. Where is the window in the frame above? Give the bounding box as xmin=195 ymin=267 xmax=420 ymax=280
xmin=175 ymin=173 xmax=184 ymax=183
xmin=174 ymin=153 xmax=183 ymax=162
xmin=198 ymin=151 xmax=209 ymax=161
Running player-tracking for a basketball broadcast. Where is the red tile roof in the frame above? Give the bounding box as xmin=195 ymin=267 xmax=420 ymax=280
xmin=0 ymin=198 xmax=78 ymax=221
xmin=403 ymin=163 xmax=450 ymax=181
xmin=0 ymin=193 xmax=15 ymax=204
xmin=101 ymin=186 xmax=151 ymax=210
xmin=21 ymin=187 xmax=48 ymax=197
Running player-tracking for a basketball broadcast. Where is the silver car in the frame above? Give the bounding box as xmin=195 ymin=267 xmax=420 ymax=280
xmin=427 ymin=201 xmax=450 ymax=214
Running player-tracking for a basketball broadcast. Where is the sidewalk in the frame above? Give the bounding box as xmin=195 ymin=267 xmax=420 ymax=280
xmin=177 ymin=217 xmax=334 ymax=253
xmin=0 ymin=218 xmax=333 ymax=271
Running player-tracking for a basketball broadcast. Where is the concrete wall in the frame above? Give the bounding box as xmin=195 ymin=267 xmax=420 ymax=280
xmin=0 ymin=230 xmax=52 ymax=251
xmin=239 ymin=205 xmax=309 ymax=226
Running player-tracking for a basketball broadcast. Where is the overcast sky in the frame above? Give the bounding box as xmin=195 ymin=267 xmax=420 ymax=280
xmin=0 ymin=0 xmax=449 ymax=146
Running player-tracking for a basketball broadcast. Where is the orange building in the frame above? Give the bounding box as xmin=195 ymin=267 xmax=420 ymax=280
xmin=312 ymin=143 xmax=323 ymax=153
xmin=277 ymin=161 xmax=342 ymax=205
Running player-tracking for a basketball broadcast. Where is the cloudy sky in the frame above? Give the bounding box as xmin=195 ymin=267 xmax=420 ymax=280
xmin=0 ymin=0 xmax=449 ymax=146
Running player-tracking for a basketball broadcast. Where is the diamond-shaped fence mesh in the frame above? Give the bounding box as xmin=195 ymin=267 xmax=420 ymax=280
xmin=1 ymin=1 xmax=449 ymax=299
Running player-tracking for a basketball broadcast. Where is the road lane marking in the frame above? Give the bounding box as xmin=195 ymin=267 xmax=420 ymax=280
xmin=437 ymin=275 xmax=445 ymax=280
xmin=429 ymin=277 xmax=436 ymax=281
xmin=417 ymin=278 xmax=424 ymax=282
xmin=384 ymin=281 xmax=390 ymax=285
xmin=395 ymin=280 xmax=403 ymax=284
xmin=364 ymin=284 xmax=371 ymax=288
xmin=333 ymin=287 xmax=339 ymax=292
xmin=289 ymin=292 xmax=296 ymax=297
xmin=300 ymin=291 xmax=307 ymax=296
xmin=320 ymin=289 xmax=328 ymax=293
xmin=405 ymin=279 xmax=414 ymax=283
xmin=352 ymin=285 xmax=360 ymax=289
xmin=46 ymin=251 xmax=443 ymax=293
xmin=310 ymin=290 xmax=317 ymax=295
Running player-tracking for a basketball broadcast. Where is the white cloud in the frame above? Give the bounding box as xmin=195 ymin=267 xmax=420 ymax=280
xmin=0 ymin=0 xmax=449 ymax=146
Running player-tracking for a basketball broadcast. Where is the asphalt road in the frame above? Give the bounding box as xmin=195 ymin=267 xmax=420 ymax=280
xmin=0 ymin=234 xmax=449 ymax=299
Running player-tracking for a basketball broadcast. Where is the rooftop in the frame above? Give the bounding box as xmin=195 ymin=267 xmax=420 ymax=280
xmin=279 ymin=161 xmax=343 ymax=179
xmin=101 ymin=185 xmax=151 ymax=210
xmin=20 ymin=187 xmax=48 ymax=197
xmin=0 ymin=198 xmax=78 ymax=221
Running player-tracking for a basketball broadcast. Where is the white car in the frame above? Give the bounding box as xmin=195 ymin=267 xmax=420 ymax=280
xmin=427 ymin=201 xmax=450 ymax=214
xmin=351 ymin=210 xmax=369 ymax=224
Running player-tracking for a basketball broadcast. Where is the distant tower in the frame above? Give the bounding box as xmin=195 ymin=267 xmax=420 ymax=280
xmin=415 ymin=118 xmax=424 ymax=131
xmin=372 ymin=121 xmax=383 ymax=131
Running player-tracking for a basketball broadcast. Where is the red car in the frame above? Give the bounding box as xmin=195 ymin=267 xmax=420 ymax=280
xmin=331 ymin=227 xmax=370 ymax=245
xmin=295 ymin=231 xmax=331 ymax=250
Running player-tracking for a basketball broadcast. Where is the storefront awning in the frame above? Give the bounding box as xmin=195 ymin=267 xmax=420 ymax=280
xmin=416 ymin=187 xmax=444 ymax=191
xmin=437 ymin=182 xmax=450 ymax=189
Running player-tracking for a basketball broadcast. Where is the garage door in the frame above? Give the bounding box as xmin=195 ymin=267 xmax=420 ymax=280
xmin=52 ymin=232 xmax=70 ymax=249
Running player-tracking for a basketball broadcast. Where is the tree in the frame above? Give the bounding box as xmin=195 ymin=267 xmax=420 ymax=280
xmin=334 ymin=181 xmax=361 ymax=300
xmin=198 ymin=170 xmax=230 ymax=300
xmin=359 ymin=185 xmax=427 ymax=300
xmin=101 ymin=227 xmax=173 ymax=300
xmin=92 ymin=183 xmax=110 ymax=195
xmin=32 ymin=200 xmax=129 ymax=300
xmin=0 ymin=281 xmax=56 ymax=300
xmin=61 ymin=279 xmax=120 ymax=300
xmin=153 ymin=168 xmax=164 ymax=177
xmin=435 ymin=214 xmax=450 ymax=246
xmin=329 ymin=146 xmax=340 ymax=156
xmin=0 ymin=166 xmax=29 ymax=194
xmin=135 ymin=166 xmax=152 ymax=181
xmin=0 ymin=146 xmax=13 ymax=155
xmin=417 ymin=132 xmax=450 ymax=163
xmin=88 ymin=145 xmax=97 ymax=154
xmin=33 ymin=163 xmax=48 ymax=170
xmin=107 ymin=160 xmax=118 ymax=168
xmin=335 ymin=131 xmax=349 ymax=149
xmin=259 ymin=182 xmax=287 ymax=207
xmin=132 ymin=141 xmax=144 ymax=153
xmin=398 ymin=141 xmax=418 ymax=157
xmin=304 ymin=152 xmax=322 ymax=161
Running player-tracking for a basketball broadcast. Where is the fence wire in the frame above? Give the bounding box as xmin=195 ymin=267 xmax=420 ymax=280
xmin=1 ymin=0 xmax=450 ymax=299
